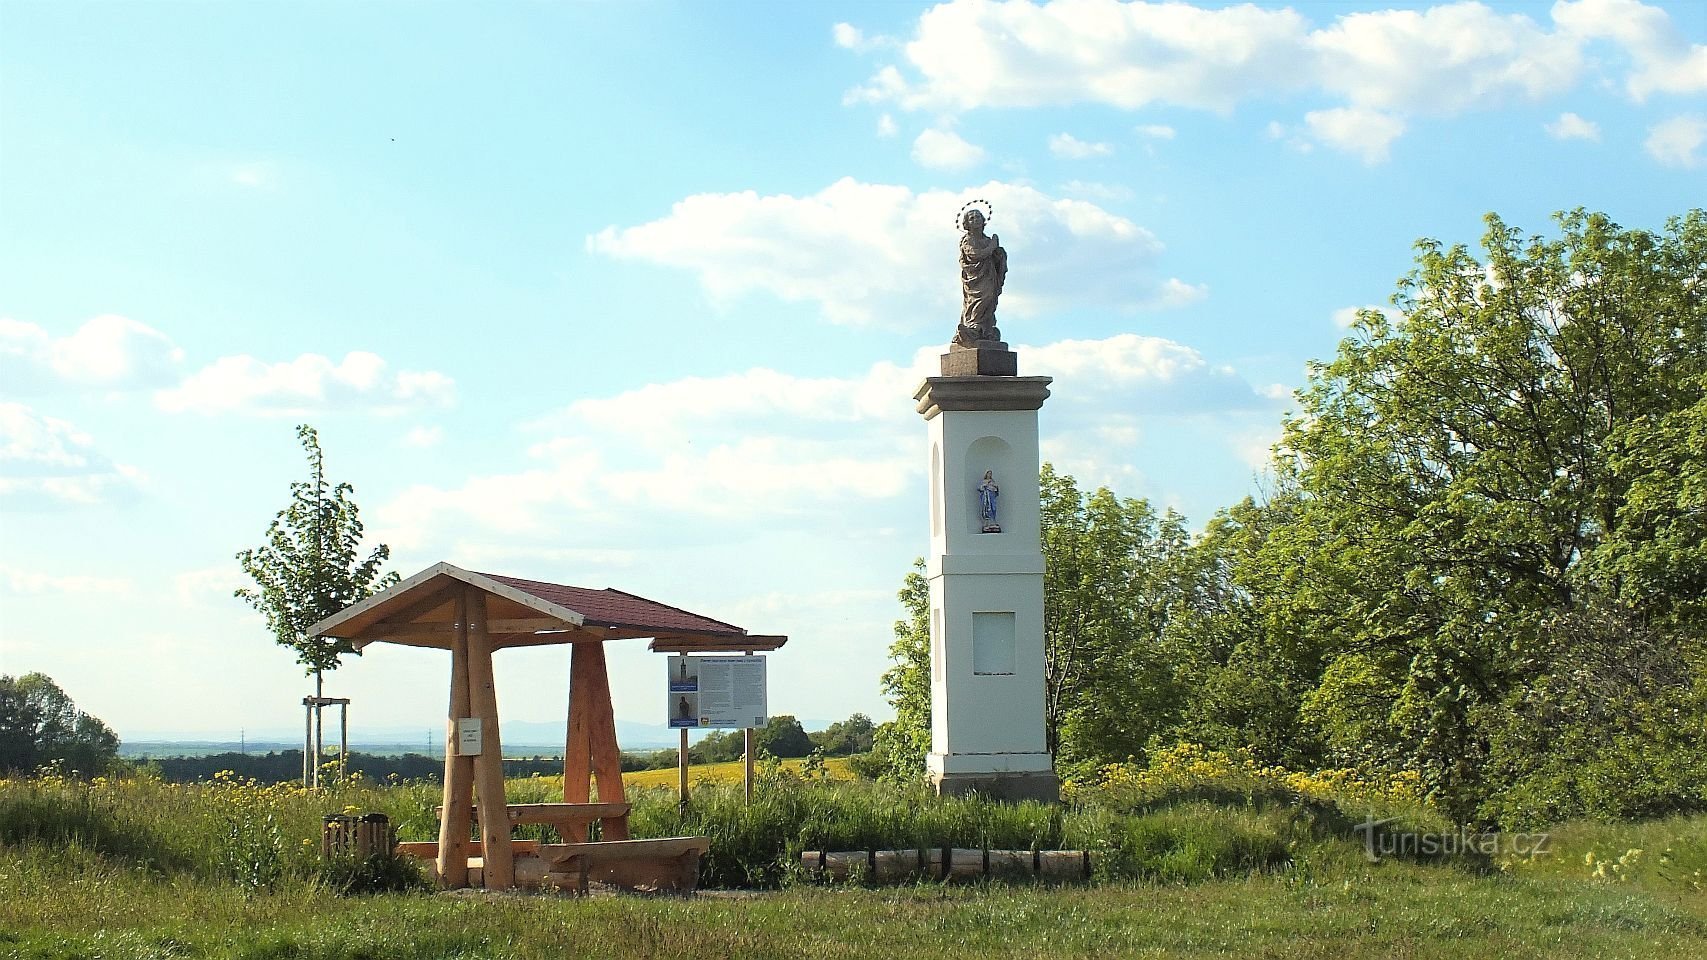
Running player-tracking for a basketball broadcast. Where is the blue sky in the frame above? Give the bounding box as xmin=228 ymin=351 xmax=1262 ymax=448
xmin=2 ymin=0 xmax=1703 ymax=744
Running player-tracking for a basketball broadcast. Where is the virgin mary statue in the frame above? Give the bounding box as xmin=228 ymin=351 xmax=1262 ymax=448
xmin=955 ymin=206 xmax=1007 ymax=347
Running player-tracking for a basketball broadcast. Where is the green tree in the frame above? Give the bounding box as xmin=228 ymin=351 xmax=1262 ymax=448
xmin=235 ymin=425 xmax=398 ymax=784
xmin=869 ymin=560 xmax=932 ymax=782
xmin=811 ymin=713 xmax=875 ymax=755
xmin=0 ymin=673 xmax=120 ymax=776
xmin=1245 ymin=209 xmax=1707 ymax=818
xmin=1040 ymin=463 xmax=1195 ymax=771
xmin=755 ymin=714 xmax=813 ymax=758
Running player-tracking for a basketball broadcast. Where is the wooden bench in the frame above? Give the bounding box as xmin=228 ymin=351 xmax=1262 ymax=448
xmin=434 ymin=802 xmax=631 ymax=843
xmin=536 ymin=836 xmax=710 ymax=895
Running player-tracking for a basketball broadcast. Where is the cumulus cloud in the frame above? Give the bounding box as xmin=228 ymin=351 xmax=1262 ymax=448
xmin=1135 ymin=124 xmax=1176 ymax=140
xmin=1552 ymin=0 xmax=1707 ymax=100
xmin=0 ymin=404 xmax=144 ymax=508
xmin=1545 ymin=111 xmax=1601 ymax=140
xmin=1048 ymin=133 xmax=1114 ymax=158
xmin=1645 ymin=114 xmax=1706 ymax=167
xmin=876 ymin=113 xmax=898 ymax=138
xmin=1303 ymin=107 xmax=1406 ymax=163
xmin=0 ymin=315 xmax=184 ymax=395
xmin=911 ymin=128 xmax=986 ymax=169
xmin=587 ymin=177 xmax=1183 ymax=327
xmin=842 ymin=0 xmax=1705 ymax=159
xmin=378 ymin=334 xmax=1278 ymax=556
xmin=154 ymin=351 xmax=455 ymax=416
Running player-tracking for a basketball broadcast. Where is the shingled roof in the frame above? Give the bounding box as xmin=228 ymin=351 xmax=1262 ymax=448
xmin=306 ymin=561 xmax=782 ymax=652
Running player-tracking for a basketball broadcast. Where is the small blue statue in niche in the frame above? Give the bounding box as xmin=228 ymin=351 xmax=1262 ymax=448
xmin=978 ymin=470 xmax=1001 ymax=533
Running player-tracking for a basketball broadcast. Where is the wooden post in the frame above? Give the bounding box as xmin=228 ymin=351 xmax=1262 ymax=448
xmin=302 ymin=700 xmax=312 ymax=787
xmin=436 ymin=591 xmax=474 ymax=888
xmin=744 ymin=650 xmax=755 ymax=803
xmin=744 ymin=728 xmax=755 ymax=803
xmin=582 ymin=641 xmax=630 ymax=840
xmin=678 ymin=727 xmax=690 ymax=811
xmin=466 ymin=589 xmax=514 ymax=888
xmin=339 ymin=702 xmax=349 ymax=782
xmin=564 ymin=644 xmax=594 ymax=804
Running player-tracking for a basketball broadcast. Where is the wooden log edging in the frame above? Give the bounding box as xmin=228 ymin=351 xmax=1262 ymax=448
xmin=802 ymin=848 xmax=1093 ymax=883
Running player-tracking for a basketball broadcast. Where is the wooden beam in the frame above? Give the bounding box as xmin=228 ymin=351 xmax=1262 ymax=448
xmin=582 ymin=641 xmax=630 ymax=841
xmin=466 ymin=589 xmax=514 ymax=889
xmin=648 ymin=634 xmax=788 ymax=654
xmin=436 ymin=591 xmax=473 ymax=889
xmin=564 ymin=644 xmax=594 ymax=803
xmin=364 ymin=583 xmax=459 ymax=631
xmin=493 ymin=626 xmax=612 ymax=650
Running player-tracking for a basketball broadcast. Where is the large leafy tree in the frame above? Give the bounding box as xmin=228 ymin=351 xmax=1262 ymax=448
xmin=1040 ymin=464 xmax=1194 ymax=771
xmin=0 ymin=673 xmax=120 ymax=776
xmin=236 ymin=425 xmax=398 ymax=782
xmin=1249 ymin=209 xmax=1707 ymax=819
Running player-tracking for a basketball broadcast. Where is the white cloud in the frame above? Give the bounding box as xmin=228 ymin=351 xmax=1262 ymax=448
xmin=1552 ymin=0 xmax=1707 ymax=100
xmin=379 ymin=334 xmax=1276 ymax=556
xmin=0 ymin=314 xmax=184 ymax=395
xmin=833 ymin=22 xmax=865 ymax=50
xmin=154 ymin=351 xmax=456 ymax=416
xmin=1303 ymin=106 xmax=1406 ymax=163
xmin=2 ymin=567 xmax=134 ymax=597
xmin=1048 ymin=133 xmax=1114 ymax=158
xmin=1308 ymin=4 xmax=1581 ymax=114
xmin=0 ymin=404 xmax=144 ymax=508
xmin=1135 ymin=124 xmax=1176 ymax=140
xmin=850 ymin=0 xmax=1311 ymax=112
xmin=1545 ymin=111 xmax=1601 ymax=140
xmin=402 ymin=425 xmax=444 ymax=448
xmin=1645 ymin=114 xmax=1706 ymax=168
xmin=876 ymin=113 xmax=898 ymax=138
xmin=587 ymin=177 xmax=1182 ymax=328
xmin=844 ymin=0 xmax=1704 ymax=158
xmin=911 ymin=128 xmax=986 ymax=170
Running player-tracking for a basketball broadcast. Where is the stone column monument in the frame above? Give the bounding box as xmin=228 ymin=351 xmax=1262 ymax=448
xmin=911 ymin=200 xmax=1057 ymax=801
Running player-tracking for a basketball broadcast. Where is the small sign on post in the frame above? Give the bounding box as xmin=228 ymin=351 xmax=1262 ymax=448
xmin=455 ymin=717 xmax=483 ymax=756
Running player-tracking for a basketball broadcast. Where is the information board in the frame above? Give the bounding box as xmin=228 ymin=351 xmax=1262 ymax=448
xmin=667 ymin=655 xmax=767 ymax=729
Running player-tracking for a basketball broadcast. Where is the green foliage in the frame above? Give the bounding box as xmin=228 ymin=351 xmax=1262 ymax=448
xmin=1040 ymin=463 xmax=1197 ymax=771
xmin=755 ymin=714 xmax=813 ymax=758
xmin=869 ymin=560 xmax=932 ymax=782
xmin=810 ymin=713 xmax=875 ymax=755
xmin=1245 ymin=209 xmax=1707 ymax=820
xmin=318 ymin=850 xmax=429 ymax=895
xmin=235 ymin=424 xmax=398 ymax=679
xmin=0 ymin=673 xmax=120 ymax=776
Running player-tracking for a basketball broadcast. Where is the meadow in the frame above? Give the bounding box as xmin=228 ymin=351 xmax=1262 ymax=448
xmin=2 ymin=758 xmax=1704 ymax=959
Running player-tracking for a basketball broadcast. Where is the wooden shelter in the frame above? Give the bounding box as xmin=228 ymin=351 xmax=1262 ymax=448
xmin=308 ymin=562 xmax=786 ymax=892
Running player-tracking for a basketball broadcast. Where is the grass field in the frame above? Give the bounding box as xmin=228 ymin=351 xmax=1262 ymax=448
xmin=3 ymin=765 xmax=1704 ymax=959
xmin=622 ymin=757 xmax=856 ymax=789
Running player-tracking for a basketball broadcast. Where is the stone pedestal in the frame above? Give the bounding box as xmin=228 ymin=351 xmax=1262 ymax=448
xmin=941 ymin=341 xmax=1018 ymax=377
xmin=913 ymin=374 xmax=1058 ymax=803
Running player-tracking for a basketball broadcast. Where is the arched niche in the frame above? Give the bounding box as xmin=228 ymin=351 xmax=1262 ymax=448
xmin=964 ymin=435 xmax=1015 ymax=535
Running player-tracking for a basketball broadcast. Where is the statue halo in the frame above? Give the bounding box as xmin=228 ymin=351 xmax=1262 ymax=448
xmin=956 ymin=199 xmax=994 ymax=230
